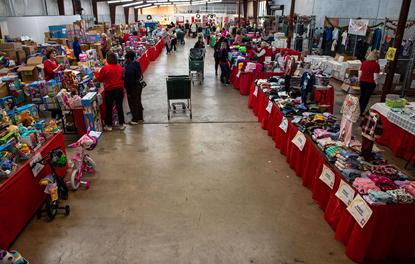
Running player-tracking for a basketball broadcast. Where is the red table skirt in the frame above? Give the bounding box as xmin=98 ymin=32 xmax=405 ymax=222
xmin=249 ymin=88 xmax=415 ymax=263
xmin=0 ymin=132 xmax=68 ymax=249
xmin=230 ymin=69 xmax=285 ymax=96
xmin=138 ymin=51 xmax=150 ymax=73
xmin=374 ymin=110 xmax=415 ymax=164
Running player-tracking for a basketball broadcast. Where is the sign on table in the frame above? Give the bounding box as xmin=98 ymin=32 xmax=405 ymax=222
xmin=347 ymin=194 xmax=373 ymax=228
xmin=291 ymin=131 xmax=306 ymax=151
xmin=279 ymin=117 xmax=288 ymax=133
xmin=335 ymin=179 xmax=356 ymax=205
xmin=30 ymin=153 xmax=44 ymax=178
xmin=266 ymin=101 xmax=273 ymax=113
xmin=253 ymin=86 xmax=258 ymax=97
xmin=319 ymin=164 xmax=335 ymax=189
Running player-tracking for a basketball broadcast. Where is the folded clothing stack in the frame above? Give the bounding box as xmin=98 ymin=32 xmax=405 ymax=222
xmin=386 ymin=189 xmax=414 ymax=204
xmin=367 ymin=173 xmax=398 ymax=191
xmin=368 ymin=190 xmax=395 ymax=204
xmin=353 ymin=177 xmax=381 ymax=194
xmin=342 ymin=168 xmax=363 ymax=183
xmin=335 ymin=149 xmax=360 ymax=171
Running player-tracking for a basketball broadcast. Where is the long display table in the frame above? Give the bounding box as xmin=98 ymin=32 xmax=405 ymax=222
xmin=248 ymin=87 xmax=415 ymax=263
xmin=0 ymin=132 xmax=67 ymax=249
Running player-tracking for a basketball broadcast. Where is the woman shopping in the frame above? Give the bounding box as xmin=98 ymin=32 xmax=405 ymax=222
xmin=95 ymin=52 xmax=126 ymax=131
xmin=219 ymin=42 xmax=231 ymax=84
xmin=359 ymin=50 xmax=380 ymax=115
xmin=44 ymin=48 xmax=62 ymax=81
xmin=124 ymin=51 xmax=144 ymax=125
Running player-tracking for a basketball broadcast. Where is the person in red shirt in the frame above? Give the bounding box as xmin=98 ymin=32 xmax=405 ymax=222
xmin=359 ymin=50 xmax=380 ymax=115
xmin=95 ymin=51 xmax=125 ymax=131
xmin=43 ymin=48 xmax=62 ymax=81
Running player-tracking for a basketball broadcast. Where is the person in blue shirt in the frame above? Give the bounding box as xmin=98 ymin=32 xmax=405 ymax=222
xmin=72 ymin=36 xmax=82 ymax=61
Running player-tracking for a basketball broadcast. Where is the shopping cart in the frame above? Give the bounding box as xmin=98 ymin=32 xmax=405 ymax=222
xmin=166 ymin=75 xmax=192 ymax=120
xmin=189 ymin=48 xmax=205 ymax=85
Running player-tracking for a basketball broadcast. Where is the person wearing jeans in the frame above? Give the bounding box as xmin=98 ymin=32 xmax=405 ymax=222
xmin=219 ymin=42 xmax=230 ymax=84
xmin=124 ymin=51 xmax=143 ymax=124
xmin=359 ymin=50 xmax=380 ymax=115
xmin=95 ymin=51 xmax=126 ymax=131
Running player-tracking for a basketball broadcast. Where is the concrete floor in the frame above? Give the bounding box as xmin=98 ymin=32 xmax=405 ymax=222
xmin=12 ymin=38 xmax=406 ymax=264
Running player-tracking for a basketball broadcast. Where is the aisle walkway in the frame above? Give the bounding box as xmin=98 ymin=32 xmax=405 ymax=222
xmin=13 ymin=38 xmax=353 ymax=264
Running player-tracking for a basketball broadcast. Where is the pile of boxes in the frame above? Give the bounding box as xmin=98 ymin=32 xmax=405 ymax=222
xmin=0 ymin=42 xmax=26 ymax=64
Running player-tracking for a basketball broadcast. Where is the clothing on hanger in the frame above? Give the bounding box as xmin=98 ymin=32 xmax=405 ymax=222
xmin=332 ymin=27 xmax=339 ymax=41
xmin=341 ymin=30 xmax=348 ymax=46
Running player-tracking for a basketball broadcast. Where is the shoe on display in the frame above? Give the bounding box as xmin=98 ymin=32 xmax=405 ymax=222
xmin=104 ymin=126 xmax=112 ymax=132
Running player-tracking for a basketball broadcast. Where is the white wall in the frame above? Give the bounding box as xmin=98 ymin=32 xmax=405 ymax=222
xmin=45 ymin=0 xmax=59 ymax=15
xmin=97 ymin=2 xmax=110 ymax=23
xmin=273 ymin=0 xmax=415 ymax=27
xmin=64 ymin=0 xmax=74 ymax=15
xmin=115 ymin=6 xmax=125 ymax=25
xmin=129 ymin=8 xmax=134 ymax=24
xmin=5 ymin=15 xmax=81 ymax=43
xmin=81 ymin=0 xmax=93 ymax=16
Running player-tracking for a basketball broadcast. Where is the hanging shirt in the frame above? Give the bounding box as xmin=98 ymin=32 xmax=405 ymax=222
xmin=331 ymin=39 xmax=338 ymax=52
xmin=341 ymin=31 xmax=348 ymax=46
xmin=360 ymin=111 xmax=383 ymax=141
xmin=340 ymin=94 xmax=360 ymax=122
xmin=332 ymin=28 xmax=339 ymax=40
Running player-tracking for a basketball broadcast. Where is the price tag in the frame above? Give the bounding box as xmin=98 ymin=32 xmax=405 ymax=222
xmin=319 ymin=164 xmax=335 ymax=189
xmin=266 ymin=101 xmax=273 ymax=113
xmin=347 ymin=194 xmax=373 ymax=228
xmin=291 ymin=131 xmax=306 ymax=151
xmin=253 ymin=86 xmax=258 ymax=97
xmin=30 ymin=153 xmax=44 ymax=178
xmin=279 ymin=117 xmax=288 ymax=133
xmin=335 ymin=179 xmax=356 ymax=206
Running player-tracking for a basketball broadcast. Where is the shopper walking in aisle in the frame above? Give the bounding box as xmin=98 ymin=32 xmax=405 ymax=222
xmin=72 ymin=36 xmax=82 ymax=62
xmin=95 ymin=51 xmax=126 ymax=131
xmin=194 ymin=35 xmax=205 ymax=49
xmin=124 ymin=51 xmax=144 ymax=125
xmin=204 ymin=24 xmax=211 ymax=45
xmin=163 ymin=29 xmax=172 ymax=55
xmin=219 ymin=41 xmax=231 ymax=84
xmin=213 ymin=36 xmax=224 ymax=76
xmin=44 ymin=48 xmax=62 ymax=81
xmin=170 ymin=30 xmax=178 ymax=53
xmin=191 ymin=22 xmax=197 ymax=38
xmin=101 ymin=33 xmax=110 ymax=59
xmin=185 ymin=20 xmax=190 ymax=37
xmin=359 ymin=50 xmax=380 ymax=115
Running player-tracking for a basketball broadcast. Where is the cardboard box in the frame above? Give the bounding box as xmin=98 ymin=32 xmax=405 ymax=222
xmin=1 ymin=50 xmax=17 ymax=61
xmin=91 ymin=43 xmax=103 ymax=59
xmin=80 ymin=44 xmax=90 ymax=52
xmin=0 ymin=68 xmax=10 ymax=77
xmin=16 ymin=49 xmax=26 ymax=64
xmin=0 ymin=42 xmax=22 ymax=51
xmin=0 ymin=82 xmax=8 ymax=98
xmin=22 ymin=45 xmax=36 ymax=57
xmin=55 ymin=55 xmax=68 ymax=65
xmin=17 ymin=56 xmax=43 ymax=83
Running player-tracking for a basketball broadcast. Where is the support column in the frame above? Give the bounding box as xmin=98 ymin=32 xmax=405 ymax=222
xmin=238 ymin=0 xmax=241 ymax=27
xmin=266 ymin=0 xmax=271 ymax=16
xmin=72 ymin=0 xmax=82 ymax=15
xmin=134 ymin=8 xmax=138 ymax=22
xmin=92 ymin=0 xmax=98 ymax=24
xmin=124 ymin=7 xmax=129 ymax=25
xmin=58 ymin=0 xmax=65 ymax=16
xmin=382 ymin=0 xmax=412 ymax=101
xmin=243 ymin=0 xmax=248 ymax=24
xmin=253 ymin=0 xmax=258 ymax=27
xmin=109 ymin=4 xmax=116 ymax=25
xmin=287 ymin=0 xmax=296 ymax=49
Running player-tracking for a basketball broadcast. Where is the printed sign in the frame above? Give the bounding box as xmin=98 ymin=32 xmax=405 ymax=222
xmin=30 ymin=153 xmax=44 ymax=178
xmin=319 ymin=164 xmax=335 ymax=189
xmin=386 ymin=47 xmax=397 ymax=61
xmin=347 ymin=194 xmax=373 ymax=228
xmin=279 ymin=117 xmax=288 ymax=133
xmin=335 ymin=180 xmax=356 ymax=206
xmin=253 ymin=86 xmax=258 ymax=97
xmin=291 ymin=131 xmax=306 ymax=151
xmin=266 ymin=101 xmax=273 ymax=113
xmin=348 ymin=19 xmax=369 ymax=36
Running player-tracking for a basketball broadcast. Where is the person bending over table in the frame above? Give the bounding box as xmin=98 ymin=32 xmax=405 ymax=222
xmin=359 ymin=50 xmax=380 ymax=115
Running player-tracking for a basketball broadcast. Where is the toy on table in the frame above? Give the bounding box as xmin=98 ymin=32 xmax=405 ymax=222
xmin=0 ymin=109 xmax=11 ymax=128
xmin=43 ymin=120 xmax=59 ymax=139
xmin=16 ymin=143 xmax=32 ymax=161
xmin=19 ymin=130 xmax=39 ymax=148
xmin=0 ymin=249 xmax=29 ymax=264
xmin=1 ymin=76 xmax=24 ymax=105
xmin=0 ymin=96 xmax=16 ymax=120
xmin=25 ymin=80 xmax=47 ymax=104
xmin=14 ymin=104 xmax=39 ymax=126
xmin=81 ymin=92 xmax=103 ymax=132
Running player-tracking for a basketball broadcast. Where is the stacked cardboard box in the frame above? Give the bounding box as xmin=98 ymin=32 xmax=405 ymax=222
xmin=0 ymin=42 xmax=25 ymax=64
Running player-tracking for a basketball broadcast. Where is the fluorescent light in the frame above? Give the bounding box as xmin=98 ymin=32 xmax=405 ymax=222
xmin=134 ymin=3 xmax=153 ymax=8
xmin=122 ymin=1 xmax=144 ymax=7
xmin=108 ymin=0 xmax=132 ymax=3
xmin=157 ymin=2 xmax=173 ymax=5
xmin=146 ymin=0 xmax=168 ymax=2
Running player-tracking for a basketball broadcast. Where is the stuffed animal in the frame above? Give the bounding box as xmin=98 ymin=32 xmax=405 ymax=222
xmin=9 ymin=251 xmax=28 ymax=264
xmin=0 ymin=249 xmax=15 ymax=264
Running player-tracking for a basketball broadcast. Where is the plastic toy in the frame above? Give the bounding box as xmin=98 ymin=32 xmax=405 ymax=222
xmin=31 ymin=147 xmax=70 ymax=221
xmin=67 ymin=130 xmax=101 ymax=190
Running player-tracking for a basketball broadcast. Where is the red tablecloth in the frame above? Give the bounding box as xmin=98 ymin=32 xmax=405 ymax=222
xmin=249 ymin=88 xmax=415 ymax=263
xmin=138 ymin=50 xmax=150 ymax=73
xmin=231 ymin=70 xmax=285 ymax=96
xmin=374 ymin=110 xmax=415 ymax=165
xmin=148 ymin=46 xmax=157 ymax=61
xmin=0 ymin=132 xmax=67 ymax=249
xmin=314 ymin=85 xmax=335 ymax=113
